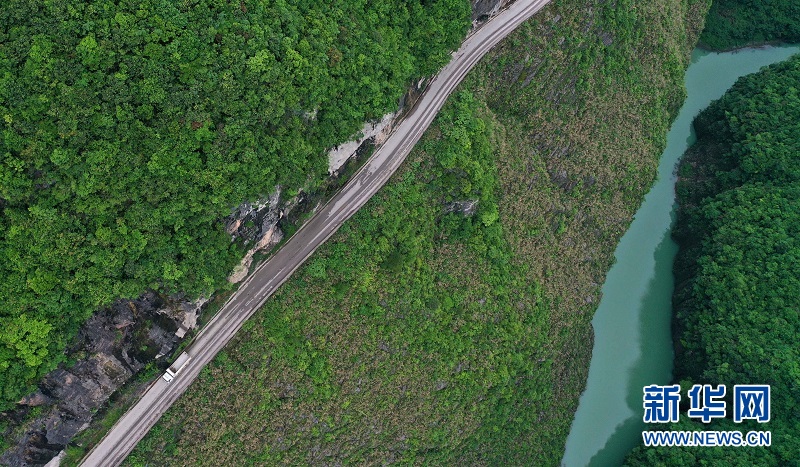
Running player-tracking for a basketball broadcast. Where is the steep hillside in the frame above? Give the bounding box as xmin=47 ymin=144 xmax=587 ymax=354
xmin=120 ymin=0 xmax=711 ymax=465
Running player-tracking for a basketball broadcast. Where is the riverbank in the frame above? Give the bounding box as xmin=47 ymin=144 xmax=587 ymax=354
xmin=626 ymin=50 xmax=800 ymax=466
xmin=562 ymin=44 xmax=800 ymax=467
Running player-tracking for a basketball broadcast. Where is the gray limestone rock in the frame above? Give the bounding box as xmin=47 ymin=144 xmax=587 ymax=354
xmin=471 ymin=0 xmax=506 ymax=21
xmin=0 ymin=293 xmax=203 ymax=466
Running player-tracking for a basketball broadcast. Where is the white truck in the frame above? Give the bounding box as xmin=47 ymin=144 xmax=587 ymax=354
xmin=162 ymin=352 xmax=191 ymax=383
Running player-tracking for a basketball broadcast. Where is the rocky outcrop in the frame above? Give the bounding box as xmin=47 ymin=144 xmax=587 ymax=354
xmin=227 ymin=224 xmax=284 ymax=283
xmin=325 ymin=76 xmax=431 ymax=178
xmin=0 ymin=293 xmax=204 ymax=467
xmin=323 ymin=5 xmax=508 ymax=178
xmin=471 ymin=0 xmax=507 ymax=22
xmin=225 ymin=189 xmax=285 ymax=283
xmin=445 ymin=199 xmax=479 ymax=216
xmin=225 ymin=188 xmax=282 ymax=244
xmin=324 ymin=3 xmax=508 ymax=178
xmin=0 ymin=190 xmax=291 ymax=466
xmin=328 ymin=112 xmax=398 ymax=175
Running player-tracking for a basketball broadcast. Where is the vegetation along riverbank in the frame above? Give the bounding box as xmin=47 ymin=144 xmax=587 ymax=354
xmin=624 ymin=0 xmax=800 ymax=463
xmin=625 ymin=41 xmax=800 ymax=467
xmin=700 ymin=0 xmax=800 ymax=50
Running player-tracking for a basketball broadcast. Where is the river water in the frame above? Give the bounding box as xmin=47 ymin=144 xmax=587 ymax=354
xmin=561 ymin=44 xmax=800 ymax=467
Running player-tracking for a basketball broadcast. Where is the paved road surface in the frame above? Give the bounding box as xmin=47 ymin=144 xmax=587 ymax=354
xmin=80 ymin=1 xmax=551 ymax=464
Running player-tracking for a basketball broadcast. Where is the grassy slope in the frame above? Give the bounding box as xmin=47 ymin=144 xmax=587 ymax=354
xmin=119 ymin=0 xmax=710 ymax=465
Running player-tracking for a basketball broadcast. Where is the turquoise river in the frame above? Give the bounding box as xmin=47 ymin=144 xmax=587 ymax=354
xmin=561 ymin=44 xmax=800 ymax=467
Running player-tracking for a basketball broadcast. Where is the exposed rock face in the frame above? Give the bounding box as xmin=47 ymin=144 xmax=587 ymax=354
xmin=327 ymin=112 xmax=398 ymax=175
xmin=445 ymin=199 xmax=479 ymax=216
xmin=471 ymin=0 xmax=507 ymax=22
xmin=165 ymin=296 xmax=207 ymax=339
xmin=227 ymin=224 xmax=284 ymax=283
xmin=0 ymin=293 xmax=204 ymax=467
xmin=326 ymin=76 xmax=433 ymax=177
xmin=1 ymin=191 xmax=289 ymax=465
xmin=225 ymin=188 xmax=282 ymax=243
xmin=324 ymin=5 xmax=506 ymax=177
xmin=226 ymin=189 xmax=285 ymax=283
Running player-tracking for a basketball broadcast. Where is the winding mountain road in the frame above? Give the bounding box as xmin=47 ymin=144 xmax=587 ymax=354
xmin=80 ymin=0 xmax=551 ymax=464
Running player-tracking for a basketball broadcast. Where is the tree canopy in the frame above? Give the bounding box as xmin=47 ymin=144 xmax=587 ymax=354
xmin=701 ymin=0 xmax=800 ymax=50
xmin=0 ymin=0 xmax=470 ymax=409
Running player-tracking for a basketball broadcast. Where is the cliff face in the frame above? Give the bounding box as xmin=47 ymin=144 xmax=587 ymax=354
xmin=471 ymin=0 xmax=506 ymax=21
xmin=0 ymin=293 xmax=200 ymax=466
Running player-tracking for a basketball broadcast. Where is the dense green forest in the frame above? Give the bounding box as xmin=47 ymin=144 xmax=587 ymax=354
xmin=113 ymin=0 xmax=711 ymax=464
xmin=625 ymin=54 xmax=800 ymax=466
xmin=0 ymin=0 xmax=470 ymax=408
xmin=701 ymin=0 xmax=800 ymax=49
